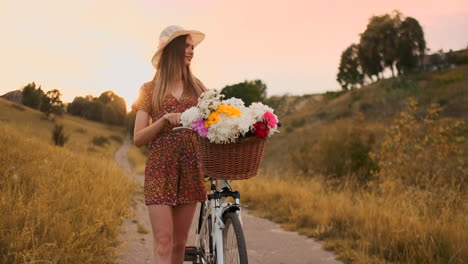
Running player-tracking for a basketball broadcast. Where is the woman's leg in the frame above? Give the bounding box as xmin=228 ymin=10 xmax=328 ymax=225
xmin=171 ymin=203 xmax=198 ymax=264
xmin=148 ymin=204 xmax=173 ymax=264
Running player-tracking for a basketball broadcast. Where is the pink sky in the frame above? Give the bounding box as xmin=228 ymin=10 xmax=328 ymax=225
xmin=1 ymin=0 xmax=467 ymax=110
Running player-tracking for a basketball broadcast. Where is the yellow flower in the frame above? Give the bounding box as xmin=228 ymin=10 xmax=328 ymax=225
xmin=204 ymin=104 xmax=241 ymax=127
xmin=205 ymin=112 xmax=220 ymax=126
xmin=216 ymin=104 xmax=241 ymax=117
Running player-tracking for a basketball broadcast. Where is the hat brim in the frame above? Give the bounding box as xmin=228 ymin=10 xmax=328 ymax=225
xmin=151 ymin=30 xmax=205 ymax=68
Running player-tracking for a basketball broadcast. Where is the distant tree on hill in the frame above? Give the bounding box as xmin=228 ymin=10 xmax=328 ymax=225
xmin=20 ymin=82 xmax=65 ymax=118
xmin=337 ymin=44 xmax=364 ymax=90
xmin=103 ymin=94 xmax=127 ymax=125
xmin=358 ymin=12 xmax=400 ymax=79
xmin=126 ymin=110 xmax=137 ymax=137
xmin=221 ymin=80 xmax=267 ymax=106
xmin=68 ymin=91 xmax=127 ymax=126
xmin=338 ymin=10 xmax=426 ymax=88
xmin=396 ymin=16 xmax=426 ymax=74
xmin=98 ymin=91 xmax=114 ymax=105
xmin=357 ymin=36 xmax=383 ymax=82
xmin=21 ymin=82 xmax=45 ymax=109
xmin=40 ymin=89 xmax=64 ymax=117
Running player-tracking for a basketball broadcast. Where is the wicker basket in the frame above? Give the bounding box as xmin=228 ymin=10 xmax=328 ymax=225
xmin=197 ymin=136 xmax=267 ymax=180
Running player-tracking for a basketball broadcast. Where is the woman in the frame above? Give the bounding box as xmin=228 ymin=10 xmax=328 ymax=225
xmin=131 ymin=25 xmax=207 ymax=264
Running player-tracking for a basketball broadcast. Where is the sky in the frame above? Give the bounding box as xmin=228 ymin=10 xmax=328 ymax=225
xmin=1 ymin=0 xmax=467 ymax=110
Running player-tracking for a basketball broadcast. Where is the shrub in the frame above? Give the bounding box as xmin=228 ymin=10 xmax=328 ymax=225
xmin=109 ymin=135 xmax=123 ymax=143
xmin=75 ymin=127 xmax=87 ymax=134
xmin=371 ymin=97 xmax=466 ymax=192
xmin=52 ymin=124 xmax=69 ymax=146
xmin=315 ymin=127 xmax=377 ymax=184
xmin=290 ymin=117 xmax=377 ymax=184
xmin=92 ymin=136 xmax=110 ymax=147
xmin=324 ymin=90 xmax=347 ymax=101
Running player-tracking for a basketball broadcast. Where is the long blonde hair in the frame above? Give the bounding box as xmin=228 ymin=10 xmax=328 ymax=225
xmin=150 ymin=34 xmax=205 ymax=113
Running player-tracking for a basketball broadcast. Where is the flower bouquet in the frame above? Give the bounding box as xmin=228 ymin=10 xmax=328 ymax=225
xmin=180 ymin=89 xmax=279 ymax=179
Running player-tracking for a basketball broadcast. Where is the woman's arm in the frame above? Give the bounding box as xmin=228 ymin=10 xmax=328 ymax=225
xmin=133 ymin=111 xmax=181 ymax=147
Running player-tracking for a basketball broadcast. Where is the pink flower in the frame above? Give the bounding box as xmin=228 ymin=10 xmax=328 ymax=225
xmin=191 ymin=118 xmax=209 ymax=137
xmin=253 ymin=121 xmax=269 ymax=138
xmin=263 ymin=111 xmax=277 ymax=128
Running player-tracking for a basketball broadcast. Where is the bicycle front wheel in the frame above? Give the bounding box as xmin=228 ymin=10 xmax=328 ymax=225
xmin=199 ymin=202 xmax=214 ymax=264
xmin=222 ymin=212 xmax=248 ymax=264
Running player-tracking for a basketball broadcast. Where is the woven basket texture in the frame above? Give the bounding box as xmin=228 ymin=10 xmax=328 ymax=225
xmin=197 ymin=136 xmax=266 ymax=180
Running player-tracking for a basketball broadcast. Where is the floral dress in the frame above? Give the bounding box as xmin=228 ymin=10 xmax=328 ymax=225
xmin=131 ymin=84 xmax=206 ymax=206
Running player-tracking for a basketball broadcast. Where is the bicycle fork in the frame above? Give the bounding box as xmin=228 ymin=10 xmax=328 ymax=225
xmin=213 ymin=198 xmax=225 ymax=264
xmin=212 ymin=192 xmax=243 ymax=263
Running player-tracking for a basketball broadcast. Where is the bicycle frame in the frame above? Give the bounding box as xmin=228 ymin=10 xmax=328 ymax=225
xmin=196 ymin=178 xmax=243 ymax=264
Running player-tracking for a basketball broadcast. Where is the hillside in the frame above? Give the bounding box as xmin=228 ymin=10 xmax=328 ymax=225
xmin=0 ymin=98 xmax=137 ymax=263
xmin=263 ymin=64 xmax=468 ymax=175
xmin=230 ymin=64 xmax=467 ymax=264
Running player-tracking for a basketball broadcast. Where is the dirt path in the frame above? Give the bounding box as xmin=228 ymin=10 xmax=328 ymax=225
xmin=114 ymin=138 xmax=342 ymax=264
xmin=114 ymin=137 xmax=154 ymax=264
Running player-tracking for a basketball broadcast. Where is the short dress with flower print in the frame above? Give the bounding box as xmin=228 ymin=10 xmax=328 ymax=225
xmin=131 ymin=83 xmax=206 ymax=206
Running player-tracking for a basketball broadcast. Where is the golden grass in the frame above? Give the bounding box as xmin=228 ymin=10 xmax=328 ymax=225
xmin=0 ymin=98 xmax=125 ymax=157
xmin=127 ymin=145 xmax=147 ymax=175
xmin=233 ymin=175 xmax=467 ymax=264
xmin=242 ymin=95 xmax=467 ymax=263
xmin=0 ymin=99 xmax=138 ymax=263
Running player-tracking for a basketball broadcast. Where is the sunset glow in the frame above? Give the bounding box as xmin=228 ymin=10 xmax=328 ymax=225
xmin=1 ymin=0 xmax=467 ymax=110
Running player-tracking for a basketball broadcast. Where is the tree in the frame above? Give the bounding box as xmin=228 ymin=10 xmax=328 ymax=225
xmin=126 ymin=110 xmax=137 ymax=137
xmin=395 ymin=16 xmax=426 ymax=74
xmin=353 ymin=11 xmax=426 ymax=80
xmin=358 ymin=13 xmax=400 ymax=80
xmin=221 ymin=80 xmax=267 ymax=106
xmin=378 ymin=13 xmax=401 ymax=77
xmin=40 ymin=89 xmax=64 ymax=117
xmin=21 ymin=82 xmax=44 ymax=109
xmin=337 ymin=44 xmax=364 ymax=90
xmin=100 ymin=91 xmax=126 ymax=125
xmin=98 ymin=91 xmax=114 ymax=105
xmin=68 ymin=91 xmax=127 ymax=126
xmin=358 ymin=35 xmax=383 ymax=82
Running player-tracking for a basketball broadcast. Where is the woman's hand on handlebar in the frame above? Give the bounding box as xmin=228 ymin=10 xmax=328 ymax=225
xmin=163 ymin=113 xmax=181 ymax=126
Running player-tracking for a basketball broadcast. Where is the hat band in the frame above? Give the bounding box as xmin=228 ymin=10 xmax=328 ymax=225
xmin=158 ymin=40 xmax=167 ymax=49
xmin=158 ymin=36 xmax=170 ymax=48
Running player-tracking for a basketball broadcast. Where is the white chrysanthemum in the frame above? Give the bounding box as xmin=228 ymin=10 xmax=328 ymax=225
xmin=180 ymin=107 xmax=201 ymax=127
xmin=248 ymin=102 xmax=275 ymax=122
xmin=238 ymin=108 xmax=256 ymax=132
xmin=268 ymin=127 xmax=279 ymax=136
xmin=221 ymin=97 xmax=245 ymax=108
xmin=197 ymin=89 xmax=224 ymax=118
xmin=206 ymin=112 xmax=249 ymax=143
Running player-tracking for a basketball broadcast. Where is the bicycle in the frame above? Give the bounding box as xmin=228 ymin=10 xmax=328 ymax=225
xmin=185 ymin=177 xmax=248 ymax=264
xmin=173 ymin=125 xmax=272 ymax=264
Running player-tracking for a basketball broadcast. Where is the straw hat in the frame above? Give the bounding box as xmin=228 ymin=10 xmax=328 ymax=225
xmin=151 ymin=25 xmax=205 ymax=68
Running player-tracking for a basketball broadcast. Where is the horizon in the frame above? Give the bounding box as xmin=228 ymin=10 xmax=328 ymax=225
xmin=1 ymin=0 xmax=467 ymax=110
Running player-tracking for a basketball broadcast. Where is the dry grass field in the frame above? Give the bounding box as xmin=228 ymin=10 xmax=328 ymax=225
xmin=234 ymin=65 xmax=468 ymax=263
xmin=0 ymin=98 xmax=138 ymax=263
